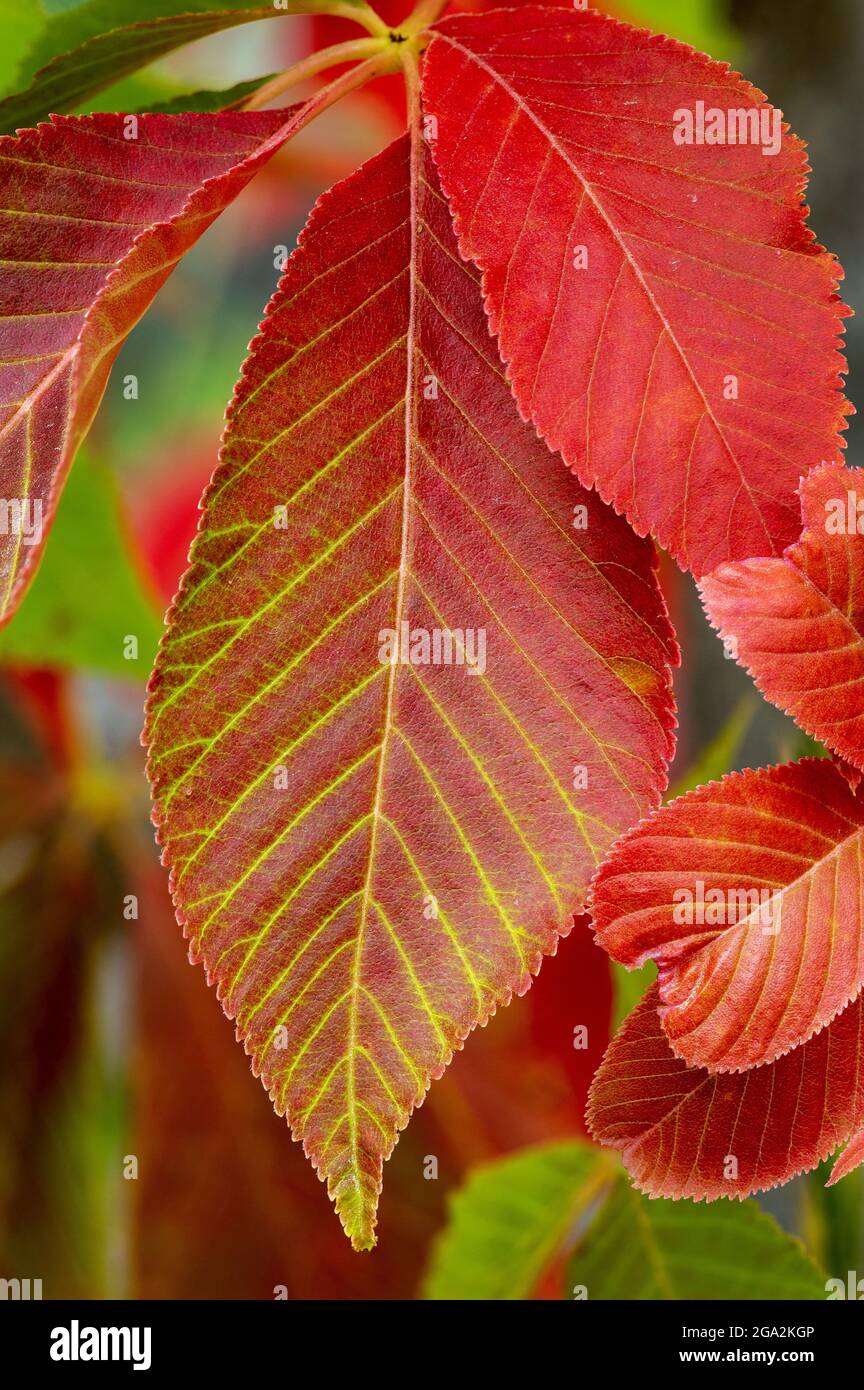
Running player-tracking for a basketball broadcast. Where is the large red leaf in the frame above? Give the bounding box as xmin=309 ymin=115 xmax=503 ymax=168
xmin=421 ymin=4 xmax=851 ymax=578
xmin=590 ymin=759 xmax=864 ymax=1072
xmin=0 ymin=93 xmax=357 ymax=627
xmin=587 ymin=983 xmax=864 ymax=1200
xmin=136 ymin=868 xmax=611 ymax=1297
xmin=145 ymin=131 xmax=676 ymax=1249
xmin=701 ymin=462 xmax=864 ymax=770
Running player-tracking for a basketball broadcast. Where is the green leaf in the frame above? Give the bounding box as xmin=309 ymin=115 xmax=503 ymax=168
xmin=9 ymin=1 xmax=273 ymax=85
xmin=668 ymin=695 xmax=756 ymax=798
xmin=0 ymin=451 xmax=162 ymax=677
xmin=0 ymin=4 xmax=278 ymax=132
xmin=803 ymin=1158 xmax=864 ymax=1281
xmin=0 ymin=0 xmax=44 ymax=97
xmin=139 ymin=74 xmax=277 ymax=115
xmin=610 ymin=959 xmax=656 ymax=1032
xmin=570 ymin=1178 xmax=826 ymax=1300
xmin=0 ymin=0 xmax=379 ymax=131
xmin=624 ymin=0 xmax=739 ymax=60
xmin=423 ymin=1142 xmax=614 ymax=1300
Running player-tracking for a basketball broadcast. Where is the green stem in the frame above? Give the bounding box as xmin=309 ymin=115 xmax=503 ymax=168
xmin=238 ymin=0 xmax=448 ymax=127
xmin=401 ymin=0 xmax=450 ymax=36
xmin=239 ymin=37 xmax=386 ymax=110
xmin=328 ymin=2 xmax=392 ymax=38
xmin=241 ymin=47 xmax=398 ymax=126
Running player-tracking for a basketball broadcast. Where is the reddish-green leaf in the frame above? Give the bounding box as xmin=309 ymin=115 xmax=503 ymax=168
xmin=145 ymin=132 xmax=677 ymax=1249
xmin=0 ymin=101 xmax=334 ymax=626
xmin=702 ymin=462 xmax=864 ymax=770
xmin=422 ymin=4 xmax=851 ymax=577
xmin=590 ymin=759 xmax=864 ymax=1072
xmin=587 ymin=983 xmax=864 ymax=1200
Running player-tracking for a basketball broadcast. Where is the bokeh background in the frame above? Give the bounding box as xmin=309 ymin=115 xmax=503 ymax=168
xmin=0 ymin=0 xmax=861 ymax=1298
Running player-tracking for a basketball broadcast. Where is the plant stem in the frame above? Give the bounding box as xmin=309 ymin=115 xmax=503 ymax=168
xmin=241 ymin=48 xmax=398 ymax=128
xmin=238 ymin=0 xmax=449 ymax=123
xmin=401 ymin=0 xmax=449 ymax=36
xmin=400 ymin=45 xmax=421 ymax=126
xmin=239 ymin=37 xmax=385 ymax=110
xmin=327 ymin=2 xmax=391 ymax=38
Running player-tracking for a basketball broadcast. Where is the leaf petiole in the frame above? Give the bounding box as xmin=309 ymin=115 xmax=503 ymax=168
xmin=327 ymin=2 xmax=393 ymax=38
xmin=399 ymin=0 xmax=450 ymax=38
xmin=238 ymin=37 xmax=389 ymax=110
xmin=238 ymin=0 xmax=449 ymax=117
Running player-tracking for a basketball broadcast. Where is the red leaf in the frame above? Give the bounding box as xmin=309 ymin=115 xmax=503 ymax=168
xmin=587 ymin=983 xmax=864 ymax=1199
xmin=827 ymin=1127 xmax=864 ymax=1187
xmin=833 ymin=753 xmax=864 ymax=794
xmin=136 ymin=878 xmax=610 ymax=1297
xmin=701 ymin=462 xmax=864 ymax=770
xmin=590 ymin=759 xmax=864 ymax=1072
xmin=145 ymin=133 xmax=676 ymax=1248
xmin=422 ymin=4 xmax=851 ymax=577
xmin=0 ymin=100 xmax=337 ymax=627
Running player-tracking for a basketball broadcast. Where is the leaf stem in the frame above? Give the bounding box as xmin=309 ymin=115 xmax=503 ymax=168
xmin=242 ymin=47 xmax=401 ymax=127
xmin=238 ymin=37 xmax=386 ymax=110
xmin=327 ymin=2 xmax=392 ymax=38
xmin=237 ymin=0 xmax=448 ymax=123
xmin=401 ymin=0 xmax=450 ymax=38
xmin=400 ymin=44 xmax=422 ymax=127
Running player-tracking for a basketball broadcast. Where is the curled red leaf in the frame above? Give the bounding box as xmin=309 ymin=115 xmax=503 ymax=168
xmin=590 ymin=759 xmax=864 ymax=1072
xmin=588 ymin=983 xmax=864 ymax=1200
xmin=702 ymin=462 xmax=864 ymax=771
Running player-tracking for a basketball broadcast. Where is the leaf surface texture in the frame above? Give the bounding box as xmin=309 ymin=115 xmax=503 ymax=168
xmin=702 ymin=463 xmax=864 ymax=770
xmin=422 ymin=5 xmax=850 ymax=577
xmin=146 ymin=132 xmax=677 ymax=1248
xmin=591 ymin=759 xmax=864 ymax=1071
xmin=0 ymin=104 xmax=318 ymax=623
xmin=588 ymin=982 xmax=864 ymax=1198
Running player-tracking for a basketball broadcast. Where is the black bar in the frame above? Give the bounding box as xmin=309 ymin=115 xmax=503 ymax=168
xmin=0 ymin=1296 xmax=858 ymax=1375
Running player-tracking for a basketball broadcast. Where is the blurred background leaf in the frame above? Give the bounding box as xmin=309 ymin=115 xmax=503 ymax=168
xmin=4 ymin=1 xmax=271 ymax=92
xmin=423 ymin=1142 xmax=614 ymax=1300
xmin=621 ymin=0 xmax=738 ymax=57
xmin=0 ymin=452 xmax=162 ymax=679
xmin=0 ymin=1 xmax=44 ymax=94
xmin=0 ymin=4 xmax=279 ymax=131
xmin=570 ymin=1178 xmax=825 ymax=1300
xmin=0 ymin=675 xmax=131 ymax=1297
xmin=668 ymin=696 xmax=757 ymax=798
xmin=423 ymin=1141 xmax=827 ymax=1300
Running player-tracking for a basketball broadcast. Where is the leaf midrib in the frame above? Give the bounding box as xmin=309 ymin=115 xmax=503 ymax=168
xmin=345 ymin=113 xmax=425 ymax=1217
